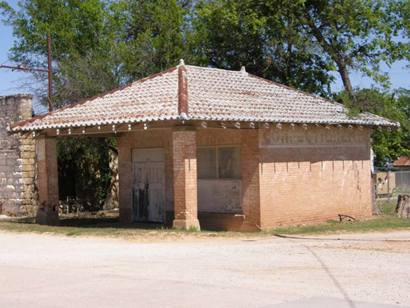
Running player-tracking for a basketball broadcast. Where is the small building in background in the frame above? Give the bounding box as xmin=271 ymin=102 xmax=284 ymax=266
xmin=393 ymin=156 xmax=410 ymax=171
xmin=375 ymin=156 xmax=410 ymax=197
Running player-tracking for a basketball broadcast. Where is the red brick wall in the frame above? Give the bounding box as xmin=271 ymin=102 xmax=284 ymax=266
xmin=259 ymin=126 xmax=373 ymax=228
xmin=117 ymin=126 xmax=373 ymax=230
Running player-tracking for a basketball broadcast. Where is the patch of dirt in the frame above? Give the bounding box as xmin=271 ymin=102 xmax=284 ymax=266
xmin=312 ymin=240 xmax=410 ymax=253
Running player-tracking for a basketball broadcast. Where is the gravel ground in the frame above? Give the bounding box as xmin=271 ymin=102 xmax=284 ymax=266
xmin=0 ymin=230 xmax=409 ymax=308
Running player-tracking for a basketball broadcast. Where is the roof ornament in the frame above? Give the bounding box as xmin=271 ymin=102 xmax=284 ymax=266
xmin=179 ymin=112 xmax=188 ymax=121
xmin=179 ymin=59 xmax=185 ymax=66
xmin=240 ymin=66 xmax=247 ymax=74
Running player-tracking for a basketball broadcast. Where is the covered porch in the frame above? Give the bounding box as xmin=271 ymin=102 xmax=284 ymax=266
xmin=34 ymin=121 xmax=261 ymax=231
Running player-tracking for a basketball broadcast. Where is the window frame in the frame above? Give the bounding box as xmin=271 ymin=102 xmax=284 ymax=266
xmin=197 ymin=145 xmax=241 ymax=180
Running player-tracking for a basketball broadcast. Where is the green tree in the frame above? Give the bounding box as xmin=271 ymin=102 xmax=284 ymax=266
xmin=0 ymin=0 xmax=109 ymax=67
xmin=188 ymin=0 xmax=334 ymax=96
xmin=112 ymin=0 xmax=186 ymax=80
xmin=188 ymin=0 xmax=409 ymax=99
xmin=340 ymin=88 xmax=410 ymax=166
xmin=302 ymin=0 xmax=409 ymax=100
xmin=58 ymin=137 xmax=114 ymax=210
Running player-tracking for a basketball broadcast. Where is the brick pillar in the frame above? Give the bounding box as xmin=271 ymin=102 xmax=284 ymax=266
xmin=36 ymin=136 xmax=59 ymax=225
xmin=240 ymin=130 xmax=261 ymax=231
xmin=172 ymin=128 xmax=200 ymax=230
xmin=117 ymin=134 xmax=133 ymax=224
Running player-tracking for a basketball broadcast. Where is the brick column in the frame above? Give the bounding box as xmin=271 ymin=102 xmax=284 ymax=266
xmin=117 ymin=134 xmax=133 ymax=224
xmin=172 ymin=128 xmax=200 ymax=230
xmin=240 ymin=130 xmax=261 ymax=231
xmin=36 ymin=136 xmax=59 ymax=225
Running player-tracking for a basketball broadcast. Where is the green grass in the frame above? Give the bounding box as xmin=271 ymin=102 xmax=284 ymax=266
xmin=271 ymin=216 xmax=410 ymax=235
xmin=0 ymin=217 xmax=241 ymax=240
xmin=270 ymin=200 xmax=410 ymax=235
xmin=0 ymin=201 xmax=409 ymax=238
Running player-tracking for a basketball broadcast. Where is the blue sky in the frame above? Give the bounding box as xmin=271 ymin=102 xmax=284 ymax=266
xmin=0 ymin=0 xmax=409 ymax=105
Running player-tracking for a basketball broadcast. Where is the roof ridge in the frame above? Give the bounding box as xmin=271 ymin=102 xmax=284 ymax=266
xmin=185 ymin=64 xmax=242 ymax=73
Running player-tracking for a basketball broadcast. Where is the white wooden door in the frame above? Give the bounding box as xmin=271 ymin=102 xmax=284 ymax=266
xmin=132 ymin=148 xmax=165 ymax=223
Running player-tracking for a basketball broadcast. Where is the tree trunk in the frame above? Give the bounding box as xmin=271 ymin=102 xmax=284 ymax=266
xmin=103 ymin=147 xmax=119 ymax=210
xmin=336 ymin=60 xmax=355 ymax=101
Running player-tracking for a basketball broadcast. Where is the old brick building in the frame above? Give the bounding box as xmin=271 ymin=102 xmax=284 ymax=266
xmin=10 ymin=61 xmax=397 ymax=230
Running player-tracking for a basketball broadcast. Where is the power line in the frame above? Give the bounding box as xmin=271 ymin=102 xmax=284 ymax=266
xmin=0 ymin=64 xmax=49 ymax=73
xmin=0 ymin=34 xmax=53 ymax=111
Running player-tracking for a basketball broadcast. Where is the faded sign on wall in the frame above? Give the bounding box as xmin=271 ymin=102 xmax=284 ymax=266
xmin=259 ymin=127 xmax=369 ymax=148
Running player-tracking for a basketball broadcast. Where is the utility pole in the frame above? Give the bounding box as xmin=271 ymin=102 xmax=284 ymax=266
xmin=0 ymin=33 xmax=53 ymax=111
xmin=47 ymin=34 xmax=53 ymax=112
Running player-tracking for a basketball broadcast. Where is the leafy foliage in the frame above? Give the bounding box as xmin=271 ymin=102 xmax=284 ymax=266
xmin=0 ymin=0 xmax=409 ymax=203
xmin=339 ymin=88 xmax=410 ymax=166
xmin=58 ymin=137 xmax=115 ymax=210
xmin=188 ymin=0 xmax=335 ymax=96
xmin=111 ymin=0 xmax=186 ymax=80
xmin=302 ymin=0 xmax=409 ymax=98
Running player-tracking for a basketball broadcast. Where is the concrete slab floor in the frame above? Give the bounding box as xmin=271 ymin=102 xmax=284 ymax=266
xmin=0 ymin=231 xmax=409 ymax=308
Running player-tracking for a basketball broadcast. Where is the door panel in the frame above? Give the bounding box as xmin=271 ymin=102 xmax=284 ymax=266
xmin=132 ymin=149 xmax=165 ymax=223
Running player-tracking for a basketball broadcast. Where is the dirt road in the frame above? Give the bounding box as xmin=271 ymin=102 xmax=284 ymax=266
xmin=0 ymin=231 xmax=409 ymax=307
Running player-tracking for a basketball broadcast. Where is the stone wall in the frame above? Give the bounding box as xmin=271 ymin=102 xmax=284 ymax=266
xmin=0 ymin=95 xmax=36 ymax=215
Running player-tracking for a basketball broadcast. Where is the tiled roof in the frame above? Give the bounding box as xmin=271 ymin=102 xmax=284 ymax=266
xmin=393 ymin=156 xmax=410 ymax=167
xmin=11 ymin=62 xmax=398 ymax=132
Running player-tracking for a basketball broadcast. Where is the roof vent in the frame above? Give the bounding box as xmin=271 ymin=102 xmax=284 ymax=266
xmin=179 ymin=59 xmax=185 ymax=66
xmin=240 ymin=66 xmax=247 ymax=74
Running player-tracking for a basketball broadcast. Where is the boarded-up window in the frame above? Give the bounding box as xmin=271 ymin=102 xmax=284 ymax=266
xmin=218 ymin=147 xmax=240 ymax=179
xmin=198 ymin=146 xmax=240 ymax=179
xmin=198 ymin=147 xmax=217 ymax=179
